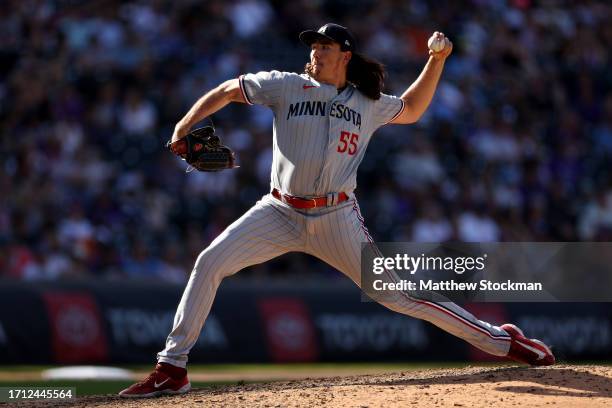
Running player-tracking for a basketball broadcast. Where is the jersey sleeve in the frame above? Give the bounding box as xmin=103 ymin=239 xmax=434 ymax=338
xmin=371 ymin=93 xmax=405 ymax=128
xmin=239 ymin=70 xmax=286 ymax=108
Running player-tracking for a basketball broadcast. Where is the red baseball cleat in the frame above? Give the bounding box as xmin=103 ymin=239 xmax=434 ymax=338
xmin=501 ymin=323 xmax=555 ymax=366
xmin=119 ymin=365 xmax=191 ymax=398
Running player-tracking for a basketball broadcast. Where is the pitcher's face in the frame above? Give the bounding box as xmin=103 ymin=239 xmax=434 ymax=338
xmin=309 ymin=41 xmax=350 ymax=82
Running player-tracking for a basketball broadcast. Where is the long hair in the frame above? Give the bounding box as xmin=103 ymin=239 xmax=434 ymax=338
xmin=346 ymin=53 xmax=385 ymax=100
xmin=305 ymin=52 xmax=386 ymax=100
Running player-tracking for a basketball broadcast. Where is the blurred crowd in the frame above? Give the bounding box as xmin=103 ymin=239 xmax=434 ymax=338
xmin=1 ymin=0 xmax=611 ymax=281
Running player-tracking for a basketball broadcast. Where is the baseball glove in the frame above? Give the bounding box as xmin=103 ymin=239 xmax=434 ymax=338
xmin=166 ymin=126 xmax=238 ymax=172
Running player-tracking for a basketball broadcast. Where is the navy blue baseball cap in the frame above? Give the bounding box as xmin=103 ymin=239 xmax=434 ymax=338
xmin=299 ymin=23 xmax=356 ymax=52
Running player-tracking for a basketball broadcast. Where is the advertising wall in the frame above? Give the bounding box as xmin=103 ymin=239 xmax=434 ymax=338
xmin=0 ymin=280 xmax=609 ymax=364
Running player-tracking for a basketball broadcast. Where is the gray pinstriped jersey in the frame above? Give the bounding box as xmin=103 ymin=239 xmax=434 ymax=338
xmin=239 ymin=71 xmax=404 ymax=196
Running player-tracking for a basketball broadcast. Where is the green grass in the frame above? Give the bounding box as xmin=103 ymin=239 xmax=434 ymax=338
xmin=0 ymin=362 xmax=475 ymax=374
xmin=0 ymin=380 xmax=232 ymax=397
xmin=175 ymin=362 xmax=473 ymax=371
xmin=7 ymin=360 xmax=607 ymax=375
xmin=0 ymin=362 xmax=475 ymax=397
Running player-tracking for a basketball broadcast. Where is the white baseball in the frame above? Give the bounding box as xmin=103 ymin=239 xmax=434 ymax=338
xmin=428 ymin=35 xmax=446 ymax=52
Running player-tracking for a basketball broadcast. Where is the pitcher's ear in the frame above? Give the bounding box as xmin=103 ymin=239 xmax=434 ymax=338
xmin=344 ymin=51 xmax=352 ymax=63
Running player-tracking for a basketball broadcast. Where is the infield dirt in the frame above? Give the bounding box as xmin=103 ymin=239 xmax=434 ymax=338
xmin=11 ymin=364 xmax=612 ymax=408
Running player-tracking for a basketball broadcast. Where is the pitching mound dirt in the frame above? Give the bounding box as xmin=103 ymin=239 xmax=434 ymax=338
xmin=14 ymin=364 xmax=612 ymax=408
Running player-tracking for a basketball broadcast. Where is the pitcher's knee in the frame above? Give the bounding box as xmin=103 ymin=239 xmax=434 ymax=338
xmin=377 ymin=295 xmax=433 ymax=320
xmin=191 ymin=249 xmax=233 ymax=284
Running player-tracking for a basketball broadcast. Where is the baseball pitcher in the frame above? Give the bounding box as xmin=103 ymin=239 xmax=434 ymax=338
xmin=120 ymin=24 xmax=554 ymax=398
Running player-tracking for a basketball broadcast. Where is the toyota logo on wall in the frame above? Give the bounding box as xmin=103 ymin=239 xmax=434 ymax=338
xmin=258 ymin=298 xmax=319 ymax=362
xmin=56 ymin=305 xmax=99 ymax=347
xmin=269 ymin=312 xmax=308 ymax=350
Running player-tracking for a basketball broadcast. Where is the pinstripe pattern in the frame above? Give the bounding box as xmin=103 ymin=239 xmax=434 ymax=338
xmin=306 ymin=199 xmax=511 ymax=356
xmin=158 ymin=194 xmax=510 ymax=367
xmin=158 ymin=72 xmax=512 ymax=367
xmin=240 ymin=71 xmax=404 ymax=196
xmin=157 ymin=196 xmax=304 ymax=367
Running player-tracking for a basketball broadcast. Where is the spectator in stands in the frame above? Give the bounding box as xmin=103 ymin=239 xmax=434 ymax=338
xmin=1 ymin=0 xmax=610 ymax=280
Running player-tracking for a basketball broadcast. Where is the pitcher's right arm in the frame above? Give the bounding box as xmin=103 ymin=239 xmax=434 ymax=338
xmin=171 ymin=79 xmax=245 ymax=143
